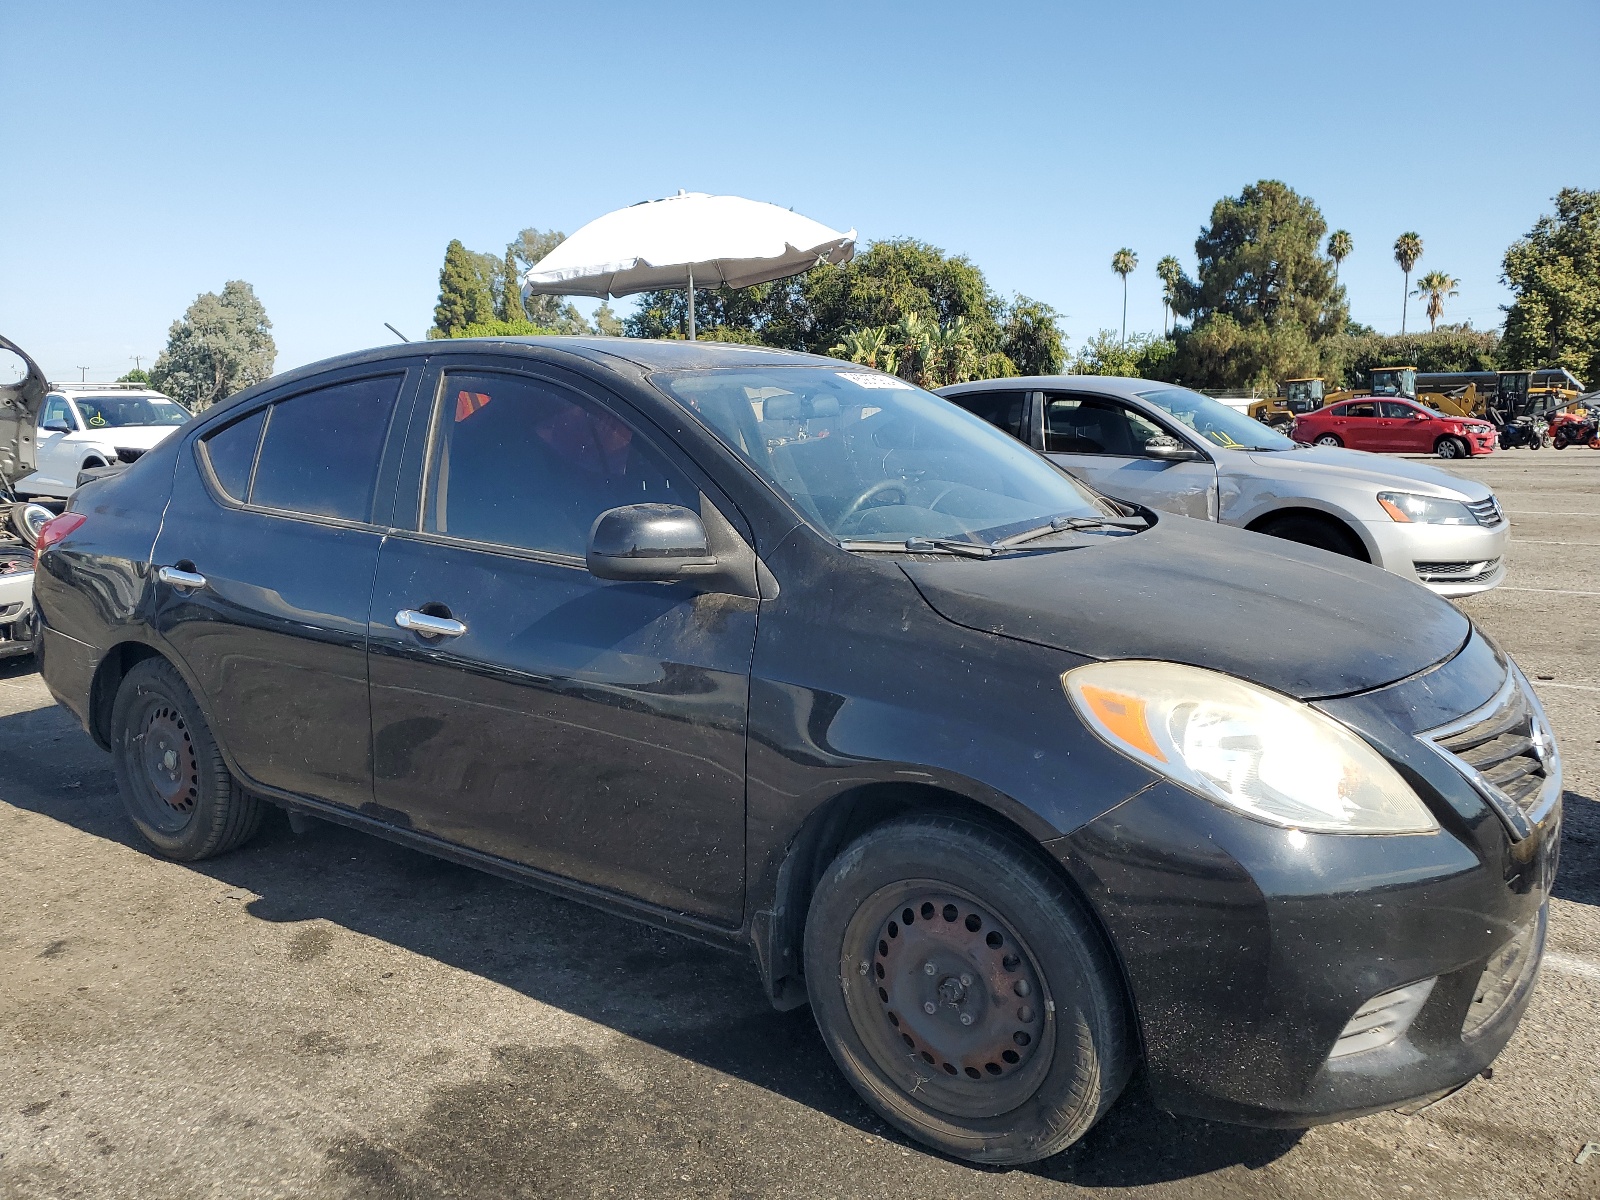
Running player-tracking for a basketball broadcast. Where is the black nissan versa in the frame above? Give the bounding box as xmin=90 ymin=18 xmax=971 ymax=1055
xmin=31 ymin=338 xmax=1561 ymax=1165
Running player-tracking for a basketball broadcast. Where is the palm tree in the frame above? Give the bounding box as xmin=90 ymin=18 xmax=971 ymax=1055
xmin=1111 ymin=248 xmax=1138 ymax=344
xmin=1327 ymin=230 xmax=1353 ymax=284
xmin=1393 ymin=232 xmax=1423 ymax=333
xmin=1155 ymin=255 xmax=1182 ymax=334
xmin=1412 ymin=270 xmax=1460 ymax=333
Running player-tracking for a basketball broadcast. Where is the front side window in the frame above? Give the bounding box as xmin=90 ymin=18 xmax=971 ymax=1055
xmin=39 ymin=397 xmax=75 ymax=431
xmin=1135 ymin=387 xmax=1298 ymax=451
xmin=250 ymin=374 xmax=403 ymax=522
xmin=1044 ymin=396 xmax=1166 ymax=456
xmin=656 ymin=367 xmax=1106 ymax=543
xmin=1379 ymin=402 xmax=1421 ymax=419
xmin=424 ymin=373 xmax=685 ymax=558
xmin=73 ymin=395 xmax=190 ymax=428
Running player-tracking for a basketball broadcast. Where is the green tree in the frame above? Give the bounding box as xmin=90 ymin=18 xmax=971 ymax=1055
xmin=441 ymin=319 xmax=560 ymax=339
xmin=1155 ymin=255 xmax=1182 ymax=334
xmin=1393 ymin=232 xmax=1423 ymax=333
xmin=1412 ymin=270 xmax=1459 ymax=333
xmin=506 ymin=227 xmax=593 ymax=333
xmin=117 ymin=367 xmax=152 ymax=384
xmin=1321 ymin=327 xmax=1500 ymax=388
xmin=1501 ymin=188 xmax=1600 ymax=385
xmin=149 ymin=281 xmax=275 ymax=410
xmin=1072 ymin=330 xmax=1174 ymax=377
xmin=1173 ymin=181 xmax=1345 ymax=337
xmin=501 ymin=249 xmax=527 ymax=323
xmin=593 ymin=302 xmax=624 ymax=337
xmin=431 ymin=239 xmax=497 ymax=337
xmin=1111 ymin=248 xmax=1138 ymax=343
xmin=999 ymin=296 xmax=1064 ymax=375
xmin=1327 ymin=230 xmax=1353 ymax=284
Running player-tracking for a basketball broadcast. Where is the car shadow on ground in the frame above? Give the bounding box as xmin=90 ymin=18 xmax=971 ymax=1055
xmin=2 ymin=696 xmax=1311 ymax=1186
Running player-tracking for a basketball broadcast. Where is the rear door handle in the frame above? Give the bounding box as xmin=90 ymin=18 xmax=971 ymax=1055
xmin=157 ymin=566 xmax=207 ymax=590
xmin=395 ymin=609 xmax=467 ymax=638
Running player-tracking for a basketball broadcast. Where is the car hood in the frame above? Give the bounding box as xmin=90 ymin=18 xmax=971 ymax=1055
xmin=900 ymin=515 xmax=1470 ymax=701
xmin=0 ymin=333 xmax=48 ymax=483
xmin=1235 ymin=446 xmax=1493 ymax=501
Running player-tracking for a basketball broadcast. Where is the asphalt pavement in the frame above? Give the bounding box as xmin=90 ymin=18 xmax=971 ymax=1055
xmin=2 ymin=451 xmax=1597 ymax=1200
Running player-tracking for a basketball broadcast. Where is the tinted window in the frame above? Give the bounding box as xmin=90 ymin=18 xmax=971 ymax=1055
xmin=1379 ymin=401 xmax=1419 ymax=419
xmin=1344 ymin=402 xmax=1378 ymax=418
xmin=1044 ymin=396 xmax=1165 ymax=456
xmin=251 ymin=375 xmax=402 ymax=522
xmin=426 ymin=373 xmax=685 ymax=557
xmin=200 ymin=408 xmax=267 ymax=501
xmin=952 ymin=390 xmax=1026 ymax=439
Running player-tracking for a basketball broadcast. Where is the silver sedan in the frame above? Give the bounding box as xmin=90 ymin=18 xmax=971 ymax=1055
xmin=938 ymin=376 xmax=1508 ymax=596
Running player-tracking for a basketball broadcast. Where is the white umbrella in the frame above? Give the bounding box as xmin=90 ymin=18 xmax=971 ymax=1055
xmin=520 ymin=191 xmax=855 ymax=339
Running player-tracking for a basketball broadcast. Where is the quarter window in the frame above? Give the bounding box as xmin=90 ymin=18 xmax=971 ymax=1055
xmin=250 ymin=375 xmax=403 ymax=522
xmin=424 ymin=373 xmax=685 ymax=558
xmin=200 ymin=408 xmax=267 ymax=502
xmin=1044 ymin=396 xmax=1165 ymax=456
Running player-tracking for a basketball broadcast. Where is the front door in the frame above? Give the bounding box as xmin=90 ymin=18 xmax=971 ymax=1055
xmin=1380 ymin=402 xmax=1430 ymax=452
xmin=150 ymin=367 xmax=418 ymax=808
xmin=1041 ymin=393 xmax=1218 ymax=519
xmin=366 ymin=366 xmax=757 ymax=925
xmin=32 ymin=395 xmax=79 ymax=491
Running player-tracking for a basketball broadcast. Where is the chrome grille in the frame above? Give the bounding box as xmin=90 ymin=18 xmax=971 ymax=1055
xmin=1413 ymin=558 xmax=1501 ymax=584
xmin=1419 ymin=670 xmax=1559 ymax=840
xmin=1465 ymin=496 xmax=1503 ymax=527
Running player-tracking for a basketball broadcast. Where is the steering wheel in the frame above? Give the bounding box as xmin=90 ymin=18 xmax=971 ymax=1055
xmin=835 ymin=478 xmax=911 ymax=532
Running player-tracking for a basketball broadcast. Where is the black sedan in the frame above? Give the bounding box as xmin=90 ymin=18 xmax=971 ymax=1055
xmin=31 ymin=339 xmax=1560 ymax=1164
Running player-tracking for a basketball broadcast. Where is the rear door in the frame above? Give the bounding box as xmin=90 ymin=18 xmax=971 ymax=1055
xmin=1041 ymin=392 xmax=1218 ymax=518
xmin=947 ymin=388 xmax=1030 ymax=443
xmin=149 ymin=362 xmax=421 ymax=808
xmin=1339 ymin=401 xmax=1380 ymax=449
xmin=365 ymin=362 xmax=758 ymax=924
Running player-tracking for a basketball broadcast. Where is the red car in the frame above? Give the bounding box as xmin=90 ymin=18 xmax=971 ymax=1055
xmin=1290 ymin=398 xmax=1497 ymax=459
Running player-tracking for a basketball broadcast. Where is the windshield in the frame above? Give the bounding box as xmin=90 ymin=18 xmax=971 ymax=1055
xmin=72 ymin=395 xmax=190 ymax=428
xmin=1135 ymin=387 xmax=1298 ymax=452
xmin=656 ymin=367 xmax=1109 ymax=542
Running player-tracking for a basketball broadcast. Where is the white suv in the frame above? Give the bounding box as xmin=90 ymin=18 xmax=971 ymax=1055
xmin=16 ymin=383 xmax=191 ymax=499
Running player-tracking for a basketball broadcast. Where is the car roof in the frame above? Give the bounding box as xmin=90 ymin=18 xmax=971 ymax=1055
xmin=939 ymin=375 xmax=1177 ymax=399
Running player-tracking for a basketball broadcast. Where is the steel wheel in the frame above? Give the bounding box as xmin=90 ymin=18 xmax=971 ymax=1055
xmin=127 ymin=698 xmax=201 ymax=834
xmin=840 ymin=881 xmax=1055 ymax=1120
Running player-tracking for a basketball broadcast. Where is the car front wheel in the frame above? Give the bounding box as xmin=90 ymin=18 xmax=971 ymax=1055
xmin=110 ymin=657 xmax=264 ymax=860
xmin=804 ymin=817 xmax=1132 ymax=1165
xmin=1435 ymin=436 xmax=1468 ymax=459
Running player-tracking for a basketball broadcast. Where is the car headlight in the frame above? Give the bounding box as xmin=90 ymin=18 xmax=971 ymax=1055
xmin=1376 ymin=491 xmax=1477 ymax=525
xmin=1063 ymin=661 xmax=1438 ymax=834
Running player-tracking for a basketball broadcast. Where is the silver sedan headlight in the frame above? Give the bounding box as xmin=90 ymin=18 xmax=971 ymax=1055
xmin=1377 ymin=491 xmax=1478 ymax=525
xmin=1063 ymin=661 xmax=1439 ymax=835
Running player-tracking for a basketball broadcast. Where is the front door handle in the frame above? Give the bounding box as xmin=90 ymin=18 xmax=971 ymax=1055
xmin=157 ymin=566 xmax=207 ymax=590
xmin=395 ymin=608 xmax=467 ymax=638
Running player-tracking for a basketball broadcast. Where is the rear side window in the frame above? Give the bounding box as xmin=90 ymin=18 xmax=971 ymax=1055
xmin=199 ymin=408 xmax=267 ymax=501
xmin=424 ymin=372 xmax=685 ymax=558
xmin=952 ymin=390 xmax=1026 ymax=440
xmin=251 ymin=375 xmax=403 ymax=522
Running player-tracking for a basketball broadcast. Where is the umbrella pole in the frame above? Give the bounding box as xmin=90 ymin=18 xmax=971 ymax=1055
xmin=686 ymin=269 xmax=695 ymax=341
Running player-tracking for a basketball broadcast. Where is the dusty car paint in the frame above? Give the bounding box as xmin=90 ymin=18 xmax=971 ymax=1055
xmin=33 ymin=338 xmax=1557 ymax=1134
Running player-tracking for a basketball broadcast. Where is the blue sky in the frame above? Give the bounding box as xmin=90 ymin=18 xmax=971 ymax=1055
xmin=3 ymin=0 xmax=1596 ymax=382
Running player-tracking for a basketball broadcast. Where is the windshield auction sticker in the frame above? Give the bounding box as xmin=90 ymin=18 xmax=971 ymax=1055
xmin=836 ymin=371 xmax=913 ymax=390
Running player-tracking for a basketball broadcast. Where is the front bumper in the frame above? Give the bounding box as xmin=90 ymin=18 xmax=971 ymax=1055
xmin=0 ymin=570 xmax=36 ymax=660
xmin=1361 ymin=515 xmax=1509 ymax=596
xmin=1049 ymin=642 xmax=1558 ymax=1127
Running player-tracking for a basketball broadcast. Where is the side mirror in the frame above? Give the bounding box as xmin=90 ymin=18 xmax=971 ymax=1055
xmin=1143 ymin=436 xmax=1202 ymax=462
xmin=586 ymin=504 xmax=717 ymax=582
xmin=42 ymin=418 xmax=73 ymax=433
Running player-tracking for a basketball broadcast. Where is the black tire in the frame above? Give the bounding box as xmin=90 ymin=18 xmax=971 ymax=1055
xmin=1434 ymin=436 xmax=1468 ymax=459
xmin=110 ymin=657 xmax=263 ymax=860
xmin=803 ymin=817 xmax=1132 ymax=1165
xmin=1256 ymin=512 xmax=1366 ymax=560
xmin=1314 ymin=434 xmax=1342 ymax=447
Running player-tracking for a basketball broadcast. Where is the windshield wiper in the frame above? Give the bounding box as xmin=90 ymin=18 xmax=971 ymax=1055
xmin=839 ymin=537 xmax=996 ymax=558
xmin=989 ymin=513 xmax=1149 ymax=550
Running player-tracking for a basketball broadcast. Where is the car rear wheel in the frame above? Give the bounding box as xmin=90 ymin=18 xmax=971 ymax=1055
xmin=110 ymin=657 xmax=264 ymax=860
xmin=1314 ymin=434 xmax=1342 ymax=447
xmin=804 ymin=816 xmax=1132 ymax=1165
xmin=1435 ymin=436 xmax=1468 ymax=459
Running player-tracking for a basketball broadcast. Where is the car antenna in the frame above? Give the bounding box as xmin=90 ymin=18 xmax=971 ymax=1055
xmin=383 ymin=323 xmax=410 ymax=344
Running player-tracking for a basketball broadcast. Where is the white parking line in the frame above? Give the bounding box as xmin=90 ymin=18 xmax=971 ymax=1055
xmin=1534 ymin=682 xmax=1600 ymax=692
xmin=1506 ymin=510 xmax=1600 ymax=516
xmin=1497 ymin=587 xmax=1600 ymax=597
xmin=1545 ymin=953 xmax=1600 ymax=983
xmin=1508 ymin=539 xmax=1600 ymax=547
